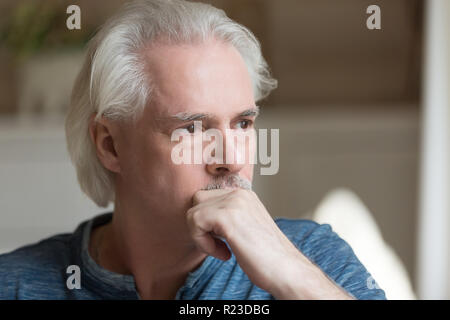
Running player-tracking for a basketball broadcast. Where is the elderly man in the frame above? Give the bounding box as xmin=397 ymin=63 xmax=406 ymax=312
xmin=0 ymin=0 xmax=385 ymax=300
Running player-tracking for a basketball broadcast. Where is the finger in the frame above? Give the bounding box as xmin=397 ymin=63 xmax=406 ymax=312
xmin=212 ymin=237 xmax=232 ymax=260
xmin=186 ymin=206 xmax=232 ymax=260
xmin=193 ymin=189 xmax=234 ymax=205
xmin=192 ymin=230 xmax=231 ymax=261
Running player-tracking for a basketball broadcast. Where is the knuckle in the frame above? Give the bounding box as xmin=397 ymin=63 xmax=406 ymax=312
xmin=215 ymin=218 xmax=230 ymax=238
xmin=186 ymin=207 xmax=195 ymax=219
xmin=191 ymin=208 xmax=201 ymax=222
xmin=192 ymin=191 xmax=202 ymax=204
xmin=187 ymin=208 xmax=200 ymax=225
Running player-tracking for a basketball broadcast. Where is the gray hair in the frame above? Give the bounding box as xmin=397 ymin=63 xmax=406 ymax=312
xmin=202 ymin=174 xmax=252 ymax=191
xmin=65 ymin=0 xmax=277 ymax=207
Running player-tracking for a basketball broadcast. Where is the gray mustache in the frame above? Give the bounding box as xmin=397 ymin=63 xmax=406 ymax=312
xmin=202 ymin=175 xmax=252 ymax=191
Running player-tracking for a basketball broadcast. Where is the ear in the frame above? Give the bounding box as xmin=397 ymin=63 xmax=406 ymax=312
xmin=88 ymin=113 xmax=121 ymax=173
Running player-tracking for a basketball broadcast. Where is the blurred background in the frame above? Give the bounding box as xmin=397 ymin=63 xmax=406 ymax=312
xmin=0 ymin=0 xmax=448 ymax=300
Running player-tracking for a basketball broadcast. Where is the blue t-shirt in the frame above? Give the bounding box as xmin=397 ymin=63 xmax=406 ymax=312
xmin=0 ymin=212 xmax=386 ymax=300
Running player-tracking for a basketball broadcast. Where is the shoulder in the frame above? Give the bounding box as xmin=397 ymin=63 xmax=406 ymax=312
xmin=274 ymin=217 xmax=386 ymax=300
xmin=274 ymin=217 xmax=351 ymax=257
xmin=274 ymin=217 xmax=321 ymax=241
xmin=0 ymin=233 xmax=75 ymax=299
xmin=274 ymin=217 xmax=338 ymax=254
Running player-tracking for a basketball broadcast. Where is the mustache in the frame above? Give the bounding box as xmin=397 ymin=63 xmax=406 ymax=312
xmin=202 ymin=175 xmax=252 ymax=191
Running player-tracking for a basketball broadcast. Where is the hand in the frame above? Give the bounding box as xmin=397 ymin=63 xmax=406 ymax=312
xmin=185 ymin=188 xmax=312 ymax=297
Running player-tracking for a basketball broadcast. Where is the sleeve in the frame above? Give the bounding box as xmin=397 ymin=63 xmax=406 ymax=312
xmin=0 ymin=252 xmax=20 ymax=299
xmin=292 ymin=222 xmax=387 ymax=300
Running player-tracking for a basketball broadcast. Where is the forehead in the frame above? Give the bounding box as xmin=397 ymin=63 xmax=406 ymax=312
xmin=141 ymin=39 xmax=255 ymax=119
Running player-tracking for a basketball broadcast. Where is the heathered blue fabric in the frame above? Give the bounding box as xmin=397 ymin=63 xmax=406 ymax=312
xmin=0 ymin=212 xmax=386 ymax=300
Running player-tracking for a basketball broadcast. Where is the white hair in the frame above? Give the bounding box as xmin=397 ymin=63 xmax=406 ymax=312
xmin=65 ymin=0 xmax=277 ymax=207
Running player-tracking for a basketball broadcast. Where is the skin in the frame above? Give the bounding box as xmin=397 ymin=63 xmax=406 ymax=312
xmin=88 ymin=38 xmax=354 ymax=300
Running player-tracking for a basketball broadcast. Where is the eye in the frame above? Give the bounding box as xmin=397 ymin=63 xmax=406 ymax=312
xmin=183 ymin=123 xmax=205 ymax=133
xmin=235 ymin=119 xmax=253 ymax=130
xmin=185 ymin=123 xmax=195 ymax=133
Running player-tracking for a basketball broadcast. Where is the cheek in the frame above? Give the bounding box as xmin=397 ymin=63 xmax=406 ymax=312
xmin=173 ymin=166 xmax=201 ymax=189
xmin=130 ymin=152 xmax=205 ymax=207
xmin=162 ymin=164 xmax=211 ymax=210
xmin=118 ymin=132 xmax=172 ymax=190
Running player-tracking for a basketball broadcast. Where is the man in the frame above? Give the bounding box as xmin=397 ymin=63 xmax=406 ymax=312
xmin=0 ymin=0 xmax=385 ymax=300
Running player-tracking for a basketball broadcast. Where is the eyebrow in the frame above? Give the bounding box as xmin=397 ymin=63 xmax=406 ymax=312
xmin=171 ymin=112 xmax=210 ymax=122
xmin=239 ymin=106 xmax=260 ymax=117
xmin=168 ymin=106 xmax=260 ymax=123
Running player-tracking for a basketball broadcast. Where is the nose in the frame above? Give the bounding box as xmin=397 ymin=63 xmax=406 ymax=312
xmin=205 ymin=130 xmax=247 ymax=176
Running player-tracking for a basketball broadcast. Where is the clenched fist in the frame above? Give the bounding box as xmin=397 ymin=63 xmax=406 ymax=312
xmin=186 ymin=188 xmax=353 ymax=299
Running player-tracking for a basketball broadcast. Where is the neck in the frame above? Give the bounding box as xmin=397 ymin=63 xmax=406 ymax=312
xmin=89 ymin=198 xmax=208 ymax=300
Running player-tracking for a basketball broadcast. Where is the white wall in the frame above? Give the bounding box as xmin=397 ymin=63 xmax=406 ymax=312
xmin=253 ymin=105 xmax=419 ymax=292
xmin=0 ymin=116 xmax=112 ymax=254
xmin=416 ymin=0 xmax=450 ymax=300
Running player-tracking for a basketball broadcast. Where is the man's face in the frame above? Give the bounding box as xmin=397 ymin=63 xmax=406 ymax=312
xmin=114 ymin=39 xmax=257 ymax=221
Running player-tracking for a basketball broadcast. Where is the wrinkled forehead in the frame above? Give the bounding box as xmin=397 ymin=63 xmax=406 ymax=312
xmin=140 ymin=39 xmax=255 ymax=120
